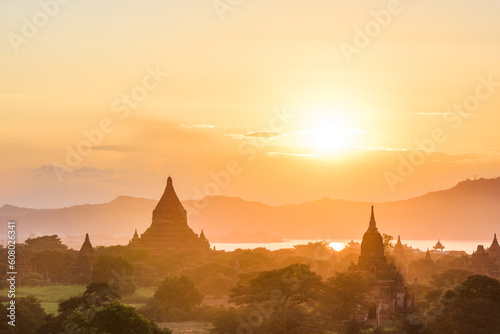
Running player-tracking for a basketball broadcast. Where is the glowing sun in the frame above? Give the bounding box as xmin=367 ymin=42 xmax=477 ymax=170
xmin=300 ymin=114 xmax=364 ymax=153
xmin=329 ymin=242 xmax=346 ymax=252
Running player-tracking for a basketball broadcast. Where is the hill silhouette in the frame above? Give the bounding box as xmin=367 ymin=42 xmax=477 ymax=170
xmin=1 ymin=177 xmax=499 ymax=247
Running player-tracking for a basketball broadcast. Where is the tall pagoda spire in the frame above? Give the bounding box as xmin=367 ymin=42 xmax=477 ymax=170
xmin=359 ymin=206 xmax=385 ymax=260
xmin=487 ymin=233 xmax=500 ymax=264
xmin=368 ymin=205 xmax=377 ymax=231
xmin=492 ymin=233 xmax=499 ymax=248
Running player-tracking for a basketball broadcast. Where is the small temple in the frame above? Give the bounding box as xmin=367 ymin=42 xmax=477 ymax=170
xmin=433 ymin=239 xmax=445 ymax=252
xmin=129 ymin=177 xmax=211 ymax=253
xmin=349 ymin=206 xmax=410 ymax=323
xmin=68 ymin=233 xmax=96 ymax=281
xmin=425 ymin=248 xmax=432 ymax=260
xmin=487 ymin=233 xmax=500 ymax=265
xmin=469 ymin=244 xmax=499 ymax=277
xmin=393 ymin=235 xmax=406 ymax=262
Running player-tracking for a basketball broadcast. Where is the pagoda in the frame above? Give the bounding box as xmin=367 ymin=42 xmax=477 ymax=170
xmin=469 ymin=245 xmax=499 ymax=277
xmin=349 ymin=206 xmax=410 ymax=323
xmin=487 ymin=233 xmax=500 ymax=264
xmin=433 ymin=239 xmax=445 ymax=252
xmin=129 ymin=177 xmax=210 ymax=253
xmin=68 ymin=233 xmax=96 ymax=280
xmin=393 ymin=235 xmax=406 ymax=262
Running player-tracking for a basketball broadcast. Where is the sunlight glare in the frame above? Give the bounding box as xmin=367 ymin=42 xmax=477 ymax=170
xmin=329 ymin=242 xmax=345 ymax=252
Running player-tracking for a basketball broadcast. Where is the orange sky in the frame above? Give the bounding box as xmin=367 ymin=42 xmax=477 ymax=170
xmin=1 ymin=0 xmax=500 ymax=208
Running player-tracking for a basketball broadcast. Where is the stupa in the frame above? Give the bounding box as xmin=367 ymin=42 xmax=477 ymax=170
xmin=349 ymin=206 xmax=410 ymax=323
xmin=129 ymin=177 xmax=210 ymax=252
xmin=487 ymin=233 xmax=500 ymax=264
xmin=68 ymin=233 xmax=96 ymax=280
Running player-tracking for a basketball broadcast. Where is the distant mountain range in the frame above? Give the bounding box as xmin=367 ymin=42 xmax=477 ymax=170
xmin=1 ymin=177 xmax=499 ymax=248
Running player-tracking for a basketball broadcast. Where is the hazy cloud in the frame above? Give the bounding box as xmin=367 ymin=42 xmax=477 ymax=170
xmin=91 ymin=145 xmax=139 ymax=152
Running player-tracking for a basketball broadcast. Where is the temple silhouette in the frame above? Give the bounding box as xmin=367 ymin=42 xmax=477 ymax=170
xmin=68 ymin=233 xmax=95 ymax=282
xmin=349 ymin=206 xmax=411 ymax=323
xmin=129 ymin=177 xmax=211 ymax=253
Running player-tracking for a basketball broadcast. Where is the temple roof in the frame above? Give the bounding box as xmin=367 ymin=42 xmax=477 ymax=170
xmin=425 ymin=248 xmax=432 ymax=260
xmin=433 ymin=239 xmax=445 ymax=249
xmin=393 ymin=235 xmax=405 ymax=259
xmin=155 ymin=176 xmax=182 ymax=212
xmin=396 ymin=235 xmax=402 ymax=246
xmin=360 ymin=206 xmax=385 ymax=259
xmin=79 ymin=233 xmax=94 ymax=255
xmin=490 ymin=233 xmax=499 ymax=249
xmin=151 ymin=176 xmax=187 ymax=226
xmin=130 ymin=177 xmax=211 ymax=252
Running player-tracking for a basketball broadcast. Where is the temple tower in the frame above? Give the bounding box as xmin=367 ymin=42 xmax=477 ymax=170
xmin=69 ymin=233 xmax=96 ymax=281
xmin=129 ymin=177 xmax=210 ymax=252
xmin=349 ymin=206 xmax=410 ymax=323
xmin=487 ymin=233 xmax=500 ymax=265
xmin=470 ymin=245 xmax=499 ymax=277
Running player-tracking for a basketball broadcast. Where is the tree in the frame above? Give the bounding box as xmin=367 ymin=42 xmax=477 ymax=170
xmin=382 ymin=233 xmax=394 ymax=252
xmin=30 ymin=249 xmax=75 ymax=282
xmin=91 ymin=253 xmax=136 ymax=295
xmin=63 ymin=301 xmax=172 ymax=334
xmin=38 ymin=282 xmax=122 ymax=333
xmin=430 ymin=268 xmax=473 ymax=288
xmin=428 ymin=275 xmax=500 ymax=334
xmin=154 ymin=275 xmax=204 ymax=311
xmin=212 ymin=264 xmax=325 ymax=334
xmin=21 ymin=272 xmax=48 ymax=287
xmin=323 ymin=271 xmax=371 ymax=322
xmin=24 ymin=235 xmax=68 ymax=252
xmin=0 ymin=296 xmax=47 ymax=334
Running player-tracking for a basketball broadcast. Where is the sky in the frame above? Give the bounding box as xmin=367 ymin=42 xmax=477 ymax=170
xmin=1 ymin=0 xmax=500 ymax=208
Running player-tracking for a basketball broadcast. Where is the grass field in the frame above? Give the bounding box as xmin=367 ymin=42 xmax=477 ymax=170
xmin=0 ymin=285 xmax=158 ymax=314
xmin=0 ymin=285 xmax=212 ymax=333
xmin=0 ymin=284 xmax=85 ymax=315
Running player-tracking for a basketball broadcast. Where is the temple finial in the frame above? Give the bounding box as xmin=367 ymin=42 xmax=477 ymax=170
xmin=167 ymin=176 xmax=172 ymax=185
xmin=368 ymin=205 xmax=377 ymax=230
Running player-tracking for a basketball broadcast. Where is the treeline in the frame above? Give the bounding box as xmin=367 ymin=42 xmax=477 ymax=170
xmin=1 ymin=236 xmax=499 ymax=333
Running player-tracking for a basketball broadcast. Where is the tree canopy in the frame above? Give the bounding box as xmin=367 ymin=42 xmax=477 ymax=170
xmin=24 ymin=235 xmax=68 ymax=252
xmin=428 ymin=275 xmax=500 ymax=334
xmin=154 ymin=275 xmax=204 ymax=311
xmin=64 ymin=301 xmax=172 ymax=334
xmin=91 ymin=253 xmax=136 ymax=295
